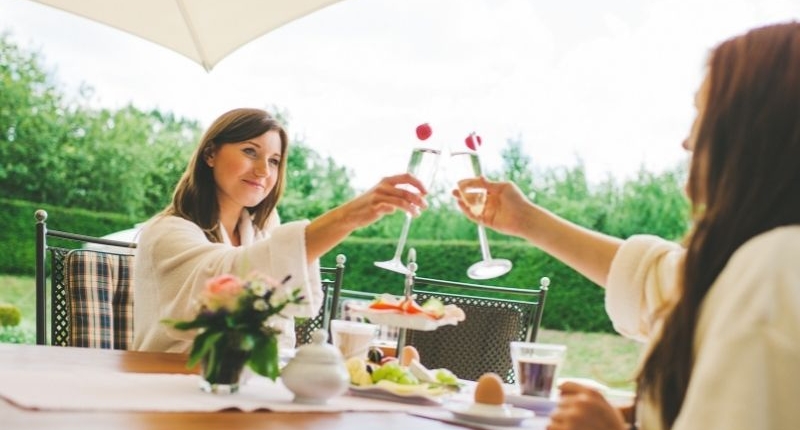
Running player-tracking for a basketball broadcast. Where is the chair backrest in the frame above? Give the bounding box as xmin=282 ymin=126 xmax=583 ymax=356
xmin=403 ymin=275 xmax=549 ymax=383
xmin=34 ymin=209 xmax=137 ymax=348
xmin=65 ymin=249 xmax=134 ymax=349
xmin=294 ymin=254 xmax=346 ymax=345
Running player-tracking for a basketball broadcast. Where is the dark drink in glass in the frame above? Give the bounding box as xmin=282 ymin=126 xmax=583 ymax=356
xmin=517 ymin=358 xmax=559 ymax=397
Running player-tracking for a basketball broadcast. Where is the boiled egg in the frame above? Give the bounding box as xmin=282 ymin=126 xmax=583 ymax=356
xmin=474 ymin=372 xmax=505 ymax=405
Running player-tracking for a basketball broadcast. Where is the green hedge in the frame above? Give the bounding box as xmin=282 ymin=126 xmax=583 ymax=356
xmin=1 ymin=198 xmax=613 ymax=333
xmin=323 ymin=238 xmax=612 ymax=333
xmin=0 ymin=198 xmax=139 ymax=276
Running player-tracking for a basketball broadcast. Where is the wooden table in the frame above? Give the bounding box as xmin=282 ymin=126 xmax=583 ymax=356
xmin=0 ymin=344 xmax=468 ymax=430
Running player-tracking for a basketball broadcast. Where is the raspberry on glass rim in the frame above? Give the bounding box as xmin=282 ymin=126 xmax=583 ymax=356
xmin=416 ymin=123 xmax=433 ymax=141
xmin=465 ymin=132 xmax=482 ymax=151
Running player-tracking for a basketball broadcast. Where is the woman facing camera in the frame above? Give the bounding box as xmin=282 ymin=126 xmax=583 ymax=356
xmin=134 ymin=108 xmax=428 ymax=353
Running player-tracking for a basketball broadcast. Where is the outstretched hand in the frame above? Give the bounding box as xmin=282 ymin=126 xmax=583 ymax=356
xmin=546 ymin=382 xmax=628 ymax=430
xmin=451 ymin=177 xmax=535 ymax=239
xmin=343 ymin=173 xmax=429 ymax=229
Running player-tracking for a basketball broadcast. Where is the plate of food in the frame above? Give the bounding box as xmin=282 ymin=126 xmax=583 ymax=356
xmin=348 ymin=294 xmax=465 ymax=331
xmin=345 ymin=348 xmax=461 ymax=405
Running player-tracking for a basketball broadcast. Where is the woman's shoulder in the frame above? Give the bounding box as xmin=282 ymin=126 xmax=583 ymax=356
xmin=140 ymin=214 xmax=207 ymax=242
xmin=732 ymin=225 xmax=800 ymax=266
xmin=714 ymin=225 xmax=800 ymax=319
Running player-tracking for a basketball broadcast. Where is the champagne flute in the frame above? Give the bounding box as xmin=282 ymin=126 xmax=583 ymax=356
xmin=449 ymin=149 xmax=513 ymax=280
xmin=374 ymin=147 xmax=441 ymax=274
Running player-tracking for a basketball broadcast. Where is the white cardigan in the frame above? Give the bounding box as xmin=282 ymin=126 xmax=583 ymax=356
xmin=606 ymin=226 xmax=800 ymax=430
xmin=132 ymin=209 xmax=323 ymax=353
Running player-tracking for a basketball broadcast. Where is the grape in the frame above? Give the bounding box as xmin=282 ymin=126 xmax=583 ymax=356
xmin=371 ymin=362 xmax=419 ymax=385
xmin=367 ymin=347 xmax=384 ymax=364
xmin=435 ymin=368 xmax=458 ymax=385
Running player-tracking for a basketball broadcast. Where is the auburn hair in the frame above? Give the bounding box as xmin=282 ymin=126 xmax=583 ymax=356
xmin=165 ymin=108 xmax=289 ymax=242
xmin=637 ymin=22 xmax=800 ymax=428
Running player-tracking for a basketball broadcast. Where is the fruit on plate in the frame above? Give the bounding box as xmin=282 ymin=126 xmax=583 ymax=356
xmin=367 ymin=347 xmax=384 ymax=364
xmin=371 ymin=361 xmax=419 ymax=385
xmin=346 ymin=357 xmax=374 ymax=386
xmin=368 ymin=295 xmax=446 ymax=319
xmin=345 ymin=356 xmax=461 ymax=392
xmin=400 ymin=345 xmax=420 ymax=367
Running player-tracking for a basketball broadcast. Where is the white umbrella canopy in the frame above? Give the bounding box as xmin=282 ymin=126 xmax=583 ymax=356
xmin=29 ymin=0 xmax=346 ymax=71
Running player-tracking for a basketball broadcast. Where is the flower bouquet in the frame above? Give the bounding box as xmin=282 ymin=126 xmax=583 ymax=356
xmin=165 ymin=272 xmax=304 ymax=393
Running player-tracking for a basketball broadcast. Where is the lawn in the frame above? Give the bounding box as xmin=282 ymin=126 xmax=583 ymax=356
xmin=0 ymin=274 xmax=641 ymax=389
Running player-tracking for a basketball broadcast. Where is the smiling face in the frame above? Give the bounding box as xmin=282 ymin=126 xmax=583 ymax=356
xmin=206 ymin=130 xmax=283 ymax=222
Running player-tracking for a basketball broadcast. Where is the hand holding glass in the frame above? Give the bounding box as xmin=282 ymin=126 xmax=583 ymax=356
xmin=374 ymin=147 xmax=441 ymax=274
xmin=449 ymin=150 xmax=512 ymax=279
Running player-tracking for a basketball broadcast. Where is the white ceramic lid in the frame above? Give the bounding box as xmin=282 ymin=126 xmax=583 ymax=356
xmin=293 ymin=329 xmax=344 ymax=364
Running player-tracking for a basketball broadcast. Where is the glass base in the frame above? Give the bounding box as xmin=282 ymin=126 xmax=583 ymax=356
xmin=374 ymin=259 xmax=409 ymax=275
xmin=467 ymin=259 xmax=513 ymax=280
xmin=199 ymin=379 xmax=240 ymax=395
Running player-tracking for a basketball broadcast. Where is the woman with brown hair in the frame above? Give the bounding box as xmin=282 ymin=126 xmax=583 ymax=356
xmin=455 ymin=22 xmax=800 ymax=429
xmin=134 ymin=108 xmax=428 ymax=353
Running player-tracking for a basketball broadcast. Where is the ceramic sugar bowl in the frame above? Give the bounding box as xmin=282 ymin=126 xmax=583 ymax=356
xmin=281 ymin=329 xmax=350 ymax=404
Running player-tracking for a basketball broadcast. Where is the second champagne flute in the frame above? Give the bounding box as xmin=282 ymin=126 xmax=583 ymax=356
xmin=449 ymin=148 xmax=513 ymax=280
xmin=374 ymin=147 xmax=441 ymax=274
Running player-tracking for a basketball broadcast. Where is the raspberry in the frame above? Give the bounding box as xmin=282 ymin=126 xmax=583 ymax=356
xmin=465 ymin=132 xmax=482 ymax=151
xmin=416 ymin=123 xmax=432 ymax=140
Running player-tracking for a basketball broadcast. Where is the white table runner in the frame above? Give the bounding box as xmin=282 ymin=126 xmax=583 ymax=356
xmin=0 ymin=369 xmax=418 ymax=413
xmin=0 ymin=369 xmax=556 ymax=429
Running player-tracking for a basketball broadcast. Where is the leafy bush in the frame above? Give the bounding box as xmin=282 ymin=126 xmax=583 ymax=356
xmin=0 ymin=303 xmax=21 ymax=327
xmin=0 ymin=198 xmax=139 ymax=275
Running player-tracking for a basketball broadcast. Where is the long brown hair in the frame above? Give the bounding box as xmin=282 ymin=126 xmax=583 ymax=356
xmin=164 ymin=108 xmax=289 ymax=242
xmin=638 ymin=22 xmax=800 ymax=428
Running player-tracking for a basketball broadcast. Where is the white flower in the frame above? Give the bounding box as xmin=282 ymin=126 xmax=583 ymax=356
xmin=269 ymin=288 xmax=290 ymax=308
xmin=253 ymin=299 xmax=268 ymax=311
xmin=250 ymin=280 xmax=269 ymax=297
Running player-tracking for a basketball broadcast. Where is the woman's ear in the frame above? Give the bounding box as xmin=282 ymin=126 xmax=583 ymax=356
xmin=204 ymin=147 xmax=215 ymax=167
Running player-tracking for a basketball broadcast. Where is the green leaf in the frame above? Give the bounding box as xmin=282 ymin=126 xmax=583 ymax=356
xmin=248 ymin=336 xmax=280 ymax=380
xmin=187 ymin=330 xmax=223 ymax=369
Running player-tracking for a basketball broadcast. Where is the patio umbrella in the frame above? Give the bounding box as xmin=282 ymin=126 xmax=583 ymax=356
xmin=29 ymin=0 xmax=346 ymax=71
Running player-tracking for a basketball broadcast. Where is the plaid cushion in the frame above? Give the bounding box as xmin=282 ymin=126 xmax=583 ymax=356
xmin=65 ymin=249 xmax=134 ymax=350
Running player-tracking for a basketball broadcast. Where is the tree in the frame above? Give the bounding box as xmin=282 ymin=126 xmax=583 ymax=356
xmin=498 ymin=134 xmax=535 ymax=196
xmin=279 ymin=140 xmax=356 ymax=222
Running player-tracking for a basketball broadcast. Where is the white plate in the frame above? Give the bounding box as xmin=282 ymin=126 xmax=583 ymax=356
xmin=505 ymin=394 xmax=558 ymax=416
xmin=447 ymin=403 xmax=534 ymax=426
xmin=348 ymin=308 xmax=462 ymax=331
xmin=348 ymin=382 xmax=449 ymax=405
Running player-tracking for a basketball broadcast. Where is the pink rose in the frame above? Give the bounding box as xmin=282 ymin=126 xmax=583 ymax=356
xmin=201 ymin=274 xmax=244 ymax=312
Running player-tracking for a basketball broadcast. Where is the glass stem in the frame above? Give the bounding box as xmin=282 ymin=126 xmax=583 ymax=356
xmin=391 ymin=214 xmax=413 ymax=260
xmin=477 ymin=225 xmax=493 ymax=261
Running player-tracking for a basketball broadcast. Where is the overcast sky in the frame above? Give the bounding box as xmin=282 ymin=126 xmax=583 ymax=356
xmin=2 ymin=0 xmax=798 ymax=190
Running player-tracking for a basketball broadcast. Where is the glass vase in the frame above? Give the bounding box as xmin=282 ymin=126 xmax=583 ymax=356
xmin=199 ymin=335 xmax=251 ymax=394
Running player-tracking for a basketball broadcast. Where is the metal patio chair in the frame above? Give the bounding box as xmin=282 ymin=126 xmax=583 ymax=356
xmin=295 ymin=253 xmax=347 ymax=345
xmin=34 ymin=209 xmax=137 ymax=348
xmin=399 ymin=252 xmax=550 ymax=383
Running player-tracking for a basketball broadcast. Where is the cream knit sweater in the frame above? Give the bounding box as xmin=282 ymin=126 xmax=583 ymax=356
xmin=132 ymin=209 xmax=323 ymax=353
xmin=606 ymin=226 xmax=800 ymax=430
